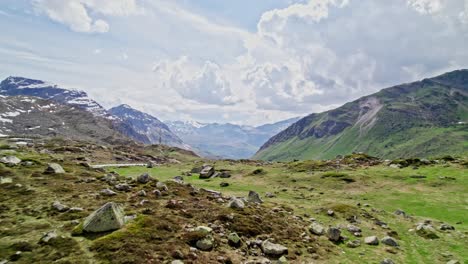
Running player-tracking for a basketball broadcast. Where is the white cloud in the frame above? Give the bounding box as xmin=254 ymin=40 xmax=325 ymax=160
xmin=33 ymin=0 xmax=142 ymax=33
xmin=407 ymin=0 xmax=444 ymax=14
xmin=152 ymin=57 xmax=239 ymax=106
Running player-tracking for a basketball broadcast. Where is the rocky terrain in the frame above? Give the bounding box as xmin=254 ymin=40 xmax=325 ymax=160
xmin=255 ymin=70 xmax=468 ymax=161
xmin=0 ymin=136 xmax=466 ymax=263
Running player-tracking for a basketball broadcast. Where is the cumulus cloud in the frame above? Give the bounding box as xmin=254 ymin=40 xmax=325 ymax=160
xmin=152 ymin=57 xmax=239 ymax=106
xmin=407 ymin=0 xmax=444 ymax=14
xmin=33 ymin=0 xmax=142 ymax=33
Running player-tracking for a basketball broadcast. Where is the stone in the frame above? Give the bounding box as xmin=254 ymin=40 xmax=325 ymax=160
xmin=171 ymin=250 xmax=184 ymax=260
xmin=39 ymin=231 xmax=57 ymax=244
xmin=381 ymin=236 xmax=398 ymax=247
xmin=152 ymin=189 xmax=162 ymax=197
xmin=137 ymin=173 xmax=151 ymax=184
xmin=199 ymin=166 xmax=215 ymax=179
xmin=190 ymin=166 xmax=203 ymax=174
xmin=219 ymin=171 xmax=231 ymax=178
xmin=227 ymin=198 xmax=245 ymax=209
xmin=228 ymin=232 xmax=241 ymax=247
xmin=247 ymin=191 xmax=263 ymax=204
xmin=327 ymin=209 xmax=335 ymax=216
xmin=347 ymin=224 xmax=361 ymax=233
xmin=100 ymin=188 xmax=117 ymax=196
xmin=0 ymin=156 xmax=21 ymax=166
xmin=346 ymin=240 xmax=361 ymax=248
xmin=52 ymin=201 xmax=69 ymax=212
xmin=115 ymin=183 xmax=132 ymax=192
xmin=394 ymin=209 xmax=406 ymax=216
xmin=220 ymin=182 xmax=229 ymax=187
xmin=261 ymin=240 xmax=288 ymax=256
xmin=364 ymin=236 xmax=379 ymax=245
xmin=171 ymin=260 xmax=184 ymax=264
xmin=146 ymin=162 xmax=154 ymax=168
xmin=137 ymin=190 xmax=147 ymax=197
xmin=309 ymin=222 xmax=325 ymax=236
xmin=440 ymin=224 xmax=455 ymax=231
xmin=156 ymin=182 xmax=168 ymax=191
xmin=327 ymin=227 xmax=341 ymax=242
xmin=446 ymin=260 xmax=460 ymax=264
xmin=380 ymin=259 xmax=395 ymax=264
xmin=173 ymin=176 xmax=184 ymax=182
xmin=416 ymin=223 xmax=439 ymax=239
xmin=44 ymin=163 xmax=65 ymax=174
xmin=69 ymin=207 xmax=84 ymax=212
xmin=265 ymin=192 xmax=276 ymax=198
xmin=278 ymin=256 xmax=288 ymax=264
xmin=82 ymin=202 xmax=125 ymax=233
xmin=194 ymin=226 xmax=212 ymax=236
xmin=196 ymin=235 xmax=214 ymax=251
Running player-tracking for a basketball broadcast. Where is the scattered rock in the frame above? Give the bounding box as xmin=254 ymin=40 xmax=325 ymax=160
xmin=261 ymin=240 xmax=288 ymax=256
xmin=440 ymin=224 xmax=455 ymax=231
xmin=44 ymin=163 xmax=65 ymax=174
xmin=199 ymin=166 xmax=215 ymax=179
xmin=0 ymin=156 xmax=21 ymax=166
xmin=152 ymin=189 xmax=162 ymax=197
xmin=265 ymin=192 xmax=276 ymax=198
xmin=327 ymin=227 xmax=341 ymax=242
xmin=69 ymin=207 xmax=83 ymax=212
xmin=171 ymin=260 xmax=184 ymax=264
xmin=278 ymin=256 xmax=288 ymax=264
xmin=146 ymin=162 xmax=155 ymax=168
xmin=416 ymin=223 xmax=439 ymax=239
xmin=220 ymin=182 xmax=229 ymax=187
xmin=82 ymin=202 xmax=126 ymax=233
xmin=364 ymin=236 xmax=379 ymax=245
xmin=219 ymin=171 xmax=231 ymax=178
xmin=309 ymin=222 xmax=325 ymax=236
xmin=347 ymin=224 xmax=361 ymax=233
xmin=115 ymin=183 xmax=132 ymax=192
xmin=173 ymin=176 xmax=184 ymax=182
xmin=171 ymin=250 xmax=184 ymax=260
xmin=346 ymin=240 xmax=361 ymax=248
xmin=228 ymin=232 xmax=241 ymax=247
xmin=100 ymin=188 xmax=117 ymax=196
xmin=380 ymin=259 xmax=395 ymax=264
xmin=381 ymin=236 xmax=398 ymax=247
xmin=247 ymin=191 xmax=263 ymax=204
xmin=137 ymin=190 xmax=147 ymax=197
xmin=39 ymin=231 xmax=57 ymax=244
xmin=228 ymin=198 xmax=245 ymax=209
xmin=156 ymin=182 xmax=168 ymax=192
xmin=194 ymin=226 xmax=212 ymax=236
xmin=52 ymin=201 xmax=69 ymax=212
xmin=327 ymin=209 xmax=335 ymax=216
xmin=137 ymin=173 xmax=151 ymax=184
xmin=446 ymin=260 xmax=460 ymax=264
xmin=196 ymin=235 xmax=214 ymax=251
xmin=394 ymin=209 xmax=406 ymax=217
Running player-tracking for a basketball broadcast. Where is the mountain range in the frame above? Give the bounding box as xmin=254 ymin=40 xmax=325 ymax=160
xmin=254 ymin=69 xmax=468 ymax=160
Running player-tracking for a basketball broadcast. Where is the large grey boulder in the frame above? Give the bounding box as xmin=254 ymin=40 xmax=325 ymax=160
xmin=309 ymin=222 xmax=325 ymax=236
xmin=261 ymin=240 xmax=288 ymax=256
xmin=0 ymin=156 xmax=21 ymax=166
xmin=199 ymin=166 xmax=215 ymax=179
xmin=364 ymin=236 xmax=379 ymax=245
xmin=228 ymin=198 xmax=245 ymax=209
xmin=44 ymin=163 xmax=65 ymax=174
xmin=327 ymin=227 xmax=341 ymax=242
xmin=247 ymin=191 xmax=263 ymax=204
xmin=82 ymin=202 xmax=125 ymax=233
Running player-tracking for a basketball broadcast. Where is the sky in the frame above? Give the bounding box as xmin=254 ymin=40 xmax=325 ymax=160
xmin=1 ymin=0 xmax=468 ymax=126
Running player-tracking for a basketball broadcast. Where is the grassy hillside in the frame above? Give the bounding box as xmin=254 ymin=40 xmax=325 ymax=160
xmin=255 ymin=70 xmax=468 ymax=161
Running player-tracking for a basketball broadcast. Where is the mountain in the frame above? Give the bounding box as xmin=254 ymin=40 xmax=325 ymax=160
xmin=255 ymin=69 xmax=468 ymax=161
xmin=109 ymin=104 xmax=189 ymax=149
xmin=166 ymin=117 xmax=300 ymax=159
xmin=0 ymin=95 xmax=131 ymax=144
xmin=0 ymin=76 xmax=188 ymax=148
xmin=0 ymin=76 xmax=110 ymax=118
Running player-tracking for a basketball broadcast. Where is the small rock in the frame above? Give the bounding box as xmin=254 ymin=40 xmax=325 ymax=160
xmin=346 ymin=240 xmax=361 ymax=248
xmin=364 ymin=236 xmax=379 ymax=245
xmin=156 ymin=182 xmax=168 ymax=191
xmin=381 ymin=236 xmax=398 ymax=247
xmin=261 ymin=240 xmax=288 ymax=256
xmin=115 ymin=183 xmax=132 ymax=192
xmin=52 ymin=201 xmax=69 ymax=212
xmin=327 ymin=209 xmax=335 ymax=216
xmin=152 ymin=189 xmax=162 ymax=197
xmin=194 ymin=226 xmax=212 ymax=236
xmin=347 ymin=224 xmax=361 ymax=233
xmin=39 ymin=231 xmax=58 ymax=244
xmin=380 ymin=259 xmax=395 ymax=264
xmin=69 ymin=207 xmax=84 ymax=212
xmin=394 ymin=209 xmax=406 ymax=217
xmin=228 ymin=232 xmax=241 ymax=247
xmin=146 ymin=162 xmax=154 ymax=168
xmin=199 ymin=166 xmax=215 ymax=179
xmin=220 ymin=182 xmax=229 ymax=187
xmin=265 ymin=192 xmax=276 ymax=198
xmin=219 ymin=171 xmax=231 ymax=178
xmin=416 ymin=223 xmax=439 ymax=239
xmin=44 ymin=163 xmax=65 ymax=174
xmin=100 ymin=188 xmax=117 ymax=196
xmin=277 ymin=256 xmax=288 ymax=264
xmin=247 ymin=191 xmax=263 ymax=204
xmin=137 ymin=190 xmax=147 ymax=197
xmin=171 ymin=250 xmax=184 ymax=260
xmin=447 ymin=260 xmax=460 ymax=264
xmin=173 ymin=176 xmax=184 ymax=182
xmin=171 ymin=261 xmax=184 ymax=264
xmin=440 ymin=224 xmax=455 ymax=231
xmin=137 ymin=173 xmax=151 ymax=184
xmin=327 ymin=227 xmax=341 ymax=242
xmin=309 ymin=222 xmax=325 ymax=236
xmin=196 ymin=235 xmax=214 ymax=251
xmin=0 ymin=156 xmax=21 ymax=166
xmin=228 ymin=198 xmax=245 ymax=209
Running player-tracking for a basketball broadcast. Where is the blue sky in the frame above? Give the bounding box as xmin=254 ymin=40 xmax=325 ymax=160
xmin=1 ymin=0 xmax=468 ymax=125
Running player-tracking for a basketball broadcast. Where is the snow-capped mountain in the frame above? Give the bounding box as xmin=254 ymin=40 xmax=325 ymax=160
xmin=109 ymin=105 xmax=190 ymax=150
xmin=0 ymin=76 xmax=110 ymax=118
xmin=166 ymin=117 xmax=301 ymax=159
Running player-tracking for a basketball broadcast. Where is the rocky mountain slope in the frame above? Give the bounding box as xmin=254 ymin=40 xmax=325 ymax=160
xmin=0 ymin=77 xmax=189 ymax=148
xmin=0 ymin=95 xmax=131 ymax=144
xmin=255 ymin=70 xmax=468 ymax=161
xmin=167 ymin=117 xmax=300 ymax=159
xmin=109 ymin=104 xmax=189 ymax=149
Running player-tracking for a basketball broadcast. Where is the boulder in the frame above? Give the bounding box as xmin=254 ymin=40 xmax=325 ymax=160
xmin=115 ymin=183 xmax=132 ymax=192
xmin=190 ymin=166 xmax=203 ymax=173
xmin=364 ymin=236 xmax=379 ymax=245
xmin=265 ymin=192 xmax=276 ymax=198
xmin=199 ymin=166 xmax=215 ymax=179
xmin=346 ymin=240 xmax=361 ymax=248
xmin=156 ymin=182 xmax=168 ymax=191
xmin=39 ymin=231 xmax=58 ymax=244
xmin=381 ymin=236 xmax=398 ymax=247
xmin=247 ymin=191 xmax=263 ymax=204
xmin=0 ymin=156 xmax=21 ymax=166
xmin=82 ymin=202 xmax=125 ymax=233
xmin=137 ymin=173 xmax=151 ymax=184
xmin=52 ymin=201 xmax=69 ymax=212
xmin=327 ymin=227 xmax=341 ymax=242
xmin=100 ymin=188 xmax=117 ymax=196
xmin=220 ymin=182 xmax=229 ymax=187
xmin=196 ymin=235 xmax=214 ymax=251
xmin=309 ymin=222 xmax=325 ymax=236
xmin=137 ymin=190 xmax=147 ymax=197
xmin=261 ymin=240 xmax=288 ymax=256
xmin=219 ymin=171 xmax=231 ymax=178
xmin=194 ymin=226 xmax=212 ymax=236
xmin=44 ymin=163 xmax=65 ymax=174
xmin=347 ymin=224 xmax=361 ymax=233
xmin=228 ymin=198 xmax=245 ymax=209
xmin=173 ymin=176 xmax=184 ymax=182
xmin=440 ymin=224 xmax=455 ymax=231
xmin=416 ymin=223 xmax=439 ymax=239
xmin=228 ymin=232 xmax=241 ymax=247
